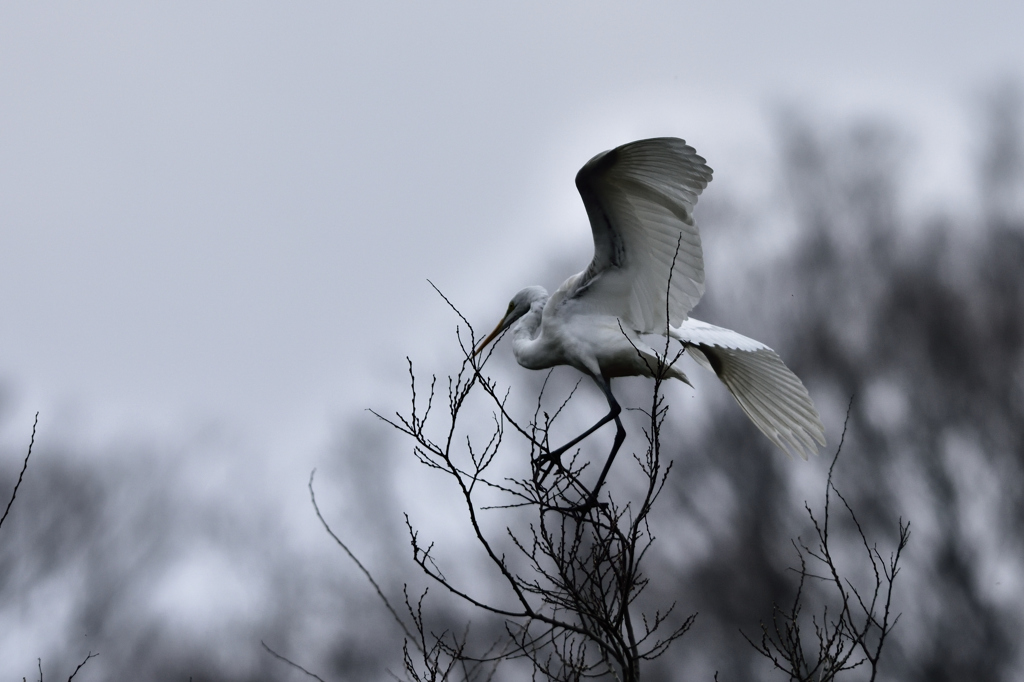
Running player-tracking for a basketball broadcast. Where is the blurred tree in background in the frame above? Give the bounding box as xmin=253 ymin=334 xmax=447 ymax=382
xmin=0 ymin=83 xmax=1021 ymax=680
xmin=645 ymin=83 xmax=1024 ymax=681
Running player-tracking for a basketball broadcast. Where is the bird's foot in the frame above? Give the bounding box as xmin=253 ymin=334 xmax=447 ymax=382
xmin=543 ymin=494 xmax=608 ymax=516
xmin=532 ymin=450 xmax=565 ymax=485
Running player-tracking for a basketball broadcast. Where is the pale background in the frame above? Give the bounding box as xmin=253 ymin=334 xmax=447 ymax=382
xmin=1 ymin=2 xmax=1022 ymax=680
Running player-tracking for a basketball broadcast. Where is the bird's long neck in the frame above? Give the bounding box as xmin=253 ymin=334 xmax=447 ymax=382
xmin=510 ymin=301 xmax=549 ymax=370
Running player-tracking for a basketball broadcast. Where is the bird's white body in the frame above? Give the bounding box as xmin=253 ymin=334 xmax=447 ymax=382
xmin=505 ymin=283 xmax=686 ymax=382
xmin=477 ymin=137 xmax=825 ymax=473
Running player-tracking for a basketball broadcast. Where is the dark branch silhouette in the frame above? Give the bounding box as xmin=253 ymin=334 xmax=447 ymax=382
xmin=354 ymin=277 xmax=701 ymax=680
xmin=1 ymin=412 xmax=38 ymax=533
xmin=744 ymin=407 xmax=910 ymax=681
xmin=261 ymin=641 xmax=327 ymax=682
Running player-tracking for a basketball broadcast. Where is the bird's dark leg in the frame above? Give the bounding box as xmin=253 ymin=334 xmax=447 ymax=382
xmin=535 ymin=376 xmax=625 ymax=511
xmin=576 ymin=377 xmax=626 ymax=511
xmin=535 ymin=376 xmax=620 ymax=480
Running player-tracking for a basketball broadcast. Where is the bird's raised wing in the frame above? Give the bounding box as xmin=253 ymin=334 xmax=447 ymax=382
xmin=672 ymin=318 xmax=826 ymax=459
xmin=568 ymin=138 xmax=712 ymax=332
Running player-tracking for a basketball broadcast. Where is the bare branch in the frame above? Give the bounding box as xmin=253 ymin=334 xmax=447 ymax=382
xmin=65 ymin=652 xmax=97 ymax=682
xmin=744 ymin=399 xmax=908 ymax=681
xmin=309 ymin=470 xmax=420 ymax=649
xmin=1 ymin=412 xmax=39 ymax=533
xmin=261 ymin=641 xmax=327 ymax=682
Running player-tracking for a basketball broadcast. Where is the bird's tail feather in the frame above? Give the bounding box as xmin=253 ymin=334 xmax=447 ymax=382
xmin=673 ymin=321 xmax=826 ymax=459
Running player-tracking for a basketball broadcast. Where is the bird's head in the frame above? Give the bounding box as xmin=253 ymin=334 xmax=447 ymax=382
xmin=474 ymin=286 xmax=548 ymax=356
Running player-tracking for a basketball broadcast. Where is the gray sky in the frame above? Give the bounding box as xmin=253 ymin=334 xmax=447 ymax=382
xmin=3 ymin=4 xmax=1024 ymax=676
xmin=1 ymin=1 xmax=1021 ymax=443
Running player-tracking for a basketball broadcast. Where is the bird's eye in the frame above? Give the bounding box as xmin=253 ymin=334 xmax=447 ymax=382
xmin=507 ymin=301 xmax=515 ymax=313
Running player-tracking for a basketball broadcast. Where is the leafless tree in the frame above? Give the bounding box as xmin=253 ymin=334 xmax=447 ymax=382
xmin=305 ymin=305 xmax=910 ymax=682
xmin=307 ymin=284 xmax=694 ymax=681
xmin=744 ymin=416 xmax=910 ymax=682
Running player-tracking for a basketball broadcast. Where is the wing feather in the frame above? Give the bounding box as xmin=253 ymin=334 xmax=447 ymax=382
xmin=673 ymin=318 xmax=826 ymax=459
xmin=569 ymin=138 xmax=713 ymax=332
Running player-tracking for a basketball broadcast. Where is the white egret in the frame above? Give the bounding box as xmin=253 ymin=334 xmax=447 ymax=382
xmin=475 ymin=138 xmax=825 ymax=507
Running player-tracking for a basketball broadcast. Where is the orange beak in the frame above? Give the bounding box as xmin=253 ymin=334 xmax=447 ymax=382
xmin=473 ymin=317 xmax=507 ymax=357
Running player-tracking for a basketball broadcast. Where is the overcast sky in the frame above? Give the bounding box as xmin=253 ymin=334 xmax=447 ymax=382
xmin=1 ymin=1 xmax=1022 ymax=446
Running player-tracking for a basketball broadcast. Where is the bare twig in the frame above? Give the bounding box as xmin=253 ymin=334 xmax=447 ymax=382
xmin=65 ymin=653 xmax=97 ymax=682
xmin=2 ymin=412 xmax=39 ymax=533
xmin=261 ymin=641 xmax=327 ymax=682
xmin=744 ymin=399 xmax=909 ymax=681
xmin=309 ymin=470 xmax=421 ymax=650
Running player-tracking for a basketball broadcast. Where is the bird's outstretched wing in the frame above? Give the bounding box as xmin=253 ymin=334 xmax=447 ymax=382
xmin=568 ymin=137 xmax=713 ymax=332
xmin=672 ymin=318 xmax=826 ymax=459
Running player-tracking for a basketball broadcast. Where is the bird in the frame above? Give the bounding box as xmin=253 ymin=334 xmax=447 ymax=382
xmin=474 ymin=137 xmax=825 ymax=508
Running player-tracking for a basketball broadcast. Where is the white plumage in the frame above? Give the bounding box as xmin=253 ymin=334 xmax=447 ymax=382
xmin=475 ymin=138 xmax=825 ymax=504
xmin=672 ymin=318 xmax=824 ymax=459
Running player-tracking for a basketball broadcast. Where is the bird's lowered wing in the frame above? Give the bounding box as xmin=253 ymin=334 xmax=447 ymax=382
xmin=568 ymin=138 xmax=712 ymax=333
xmin=672 ymin=318 xmax=826 ymax=459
